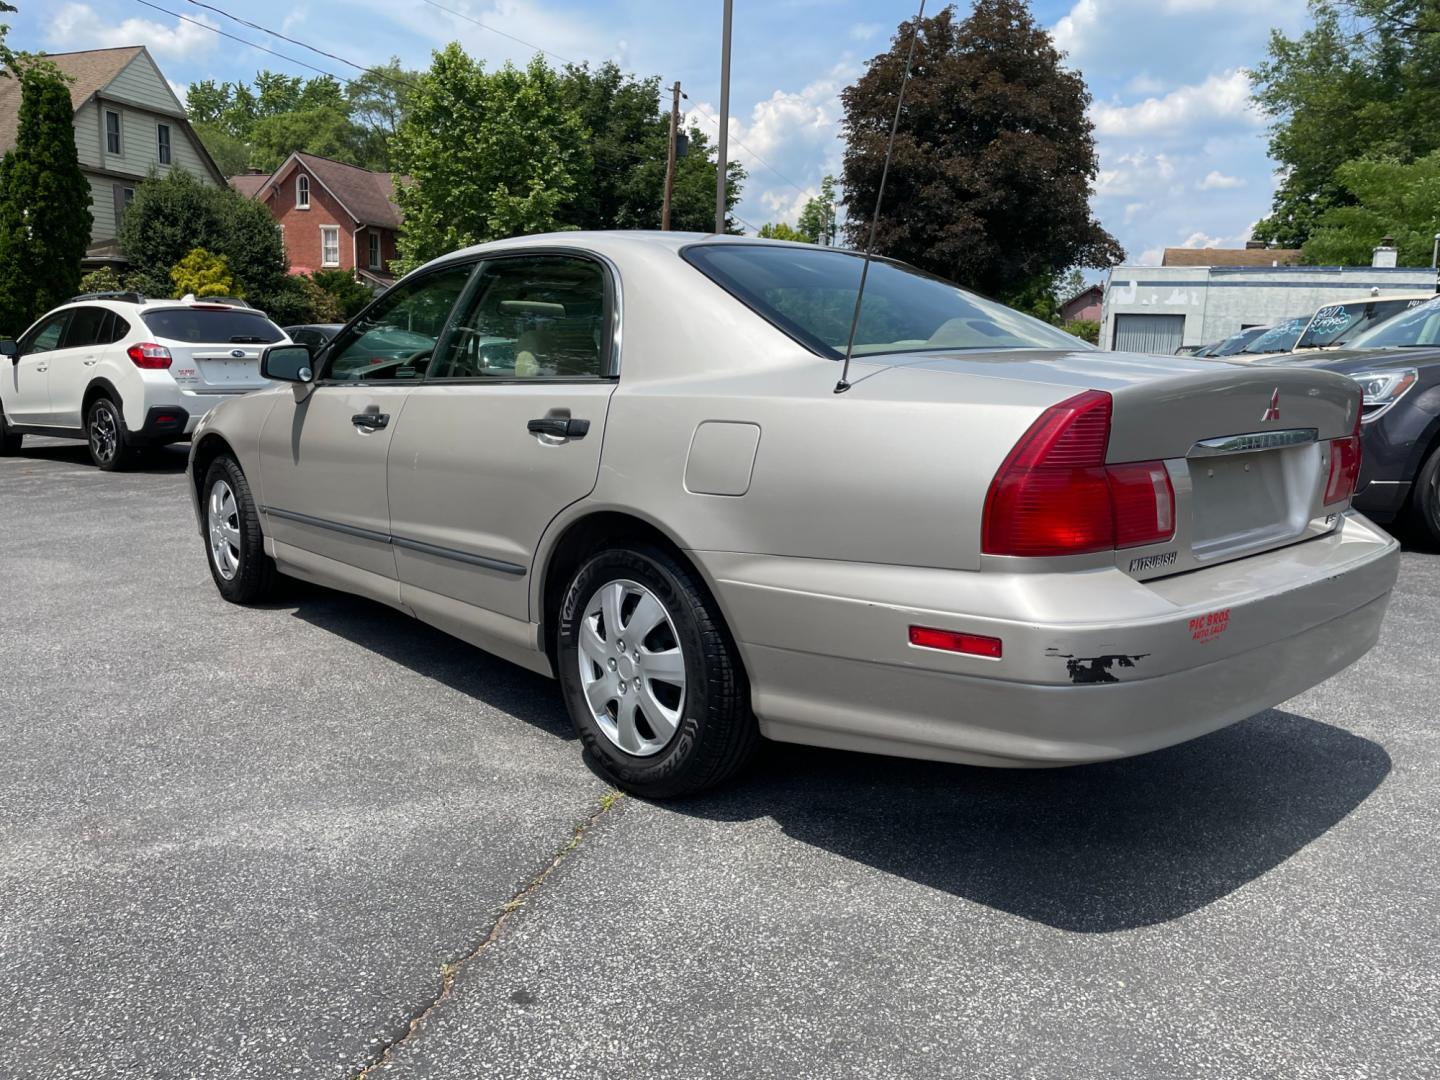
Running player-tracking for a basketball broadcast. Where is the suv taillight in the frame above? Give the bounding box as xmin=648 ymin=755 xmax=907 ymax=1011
xmin=982 ymin=390 xmax=1176 ymax=557
xmin=126 ymin=342 xmax=172 ymax=369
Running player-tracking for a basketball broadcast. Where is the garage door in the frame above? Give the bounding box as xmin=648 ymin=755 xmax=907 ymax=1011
xmin=1113 ymin=314 xmax=1185 ymax=354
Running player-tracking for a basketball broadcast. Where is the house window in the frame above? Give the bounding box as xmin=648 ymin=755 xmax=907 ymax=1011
xmin=157 ymin=123 xmax=171 ymax=165
xmin=368 ymin=232 xmax=380 ymax=270
xmin=105 ymin=110 xmax=122 ymax=155
xmin=321 ymin=226 xmax=340 ymax=267
xmin=113 ymin=184 xmax=136 ymax=229
xmin=296 ymin=174 xmax=310 ymax=209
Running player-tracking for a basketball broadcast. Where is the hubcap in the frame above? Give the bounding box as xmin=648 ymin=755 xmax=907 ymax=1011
xmin=577 ymin=579 xmax=686 ymax=757
xmin=207 ymin=480 xmax=242 ymax=581
xmin=89 ymin=404 xmax=117 ymax=463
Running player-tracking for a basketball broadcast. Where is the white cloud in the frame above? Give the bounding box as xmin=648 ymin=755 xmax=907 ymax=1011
xmin=167 ymin=79 xmax=188 ymax=109
xmin=1179 ymin=230 xmax=1225 ymax=249
xmin=849 ymin=23 xmax=882 ymax=41
xmin=46 ymin=3 xmax=219 ymax=61
xmin=1197 ymin=170 xmax=1244 ymax=190
xmin=1091 ymin=71 xmax=1261 ymax=138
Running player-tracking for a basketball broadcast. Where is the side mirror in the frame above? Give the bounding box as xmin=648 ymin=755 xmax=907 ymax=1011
xmin=262 ymin=343 xmax=314 ymax=383
xmin=0 ymin=339 xmax=17 ymax=364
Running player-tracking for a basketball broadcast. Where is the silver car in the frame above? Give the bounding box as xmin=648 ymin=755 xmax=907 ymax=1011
xmin=187 ymin=233 xmax=1399 ymax=797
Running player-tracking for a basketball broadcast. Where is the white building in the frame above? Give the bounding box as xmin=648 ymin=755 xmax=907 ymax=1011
xmin=1100 ymin=245 xmax=1436 ymax=353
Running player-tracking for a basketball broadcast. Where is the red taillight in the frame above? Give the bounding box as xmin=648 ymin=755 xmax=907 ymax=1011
xmin=126 ymin=342 xmax=172 ymax=369
xmin=909 ymin=626 xmax=1003 ymax=659
xmin=1324 ymin=435 xmax=1361 ymax=505
xmin=982 ymin=390 xmax=1176 ymax=557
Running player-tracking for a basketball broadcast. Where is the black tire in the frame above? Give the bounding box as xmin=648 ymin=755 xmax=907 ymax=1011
xmin=557 ymin=544 xmax=758 ymax=799
xmin=201 ymin=455 xmax=276 ymax=604
xmin=1407 ymin=441 xmax=1440 ymax=545
xmin=0 ymin=399 xmax=21 ymax=455
xmin=86 ymin=395 xmax=133 ymax=471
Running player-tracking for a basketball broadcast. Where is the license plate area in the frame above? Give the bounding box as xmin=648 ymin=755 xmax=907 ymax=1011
xmin=195 ymin=358 xmax=261 ymax=384
xmin=1188 ymin=445 xmax=1314 ymax=557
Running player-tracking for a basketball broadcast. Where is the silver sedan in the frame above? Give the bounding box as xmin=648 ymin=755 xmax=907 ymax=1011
xmin=187 ymin=233 xmax=1399 ymax=797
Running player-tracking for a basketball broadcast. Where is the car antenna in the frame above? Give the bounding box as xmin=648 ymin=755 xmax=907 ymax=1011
xmin=835 ymin=0 xmax=926 ymax=395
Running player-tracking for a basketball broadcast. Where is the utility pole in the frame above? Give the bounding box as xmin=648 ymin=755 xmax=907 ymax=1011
xmin=662 ymin=80 xmax=681 ymax=231
xmin=714 ymin=0 xmax=733 ymax=234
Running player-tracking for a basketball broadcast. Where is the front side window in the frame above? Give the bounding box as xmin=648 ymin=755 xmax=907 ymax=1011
xmin=59 ymin=307 xmax=109 ymax=350
xmin=324 ymin=264 xmax=474 ymax=382
xmin=429 ymin=255 xmax=608 ymax=380
xmin=157 ymin=123 xmax=171 ymax=165
xmin=321 ymin=226 xmax=339 ymax=267
xmin=21 ymin=313 xmax=69 ymax=354
xmin=296 ymin=174 xmax=310 ymax=209
xmin=105 ymin=110 xmax=122 ymax=155
xmin=683 ymin=244 xmax=1088 ymax=359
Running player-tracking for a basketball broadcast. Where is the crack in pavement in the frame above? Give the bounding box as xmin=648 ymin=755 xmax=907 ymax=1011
xmin=349 ymin=789 xmax=627 ymax=1079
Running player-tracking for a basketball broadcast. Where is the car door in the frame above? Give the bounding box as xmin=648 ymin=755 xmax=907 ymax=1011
xmin=2 ymin=311 xmax=68 ymax=426
xmin=256 ymin=262 xmax=476 ymax=603
xmin=387 ymin=251 xmax=619 ymax=624
xmin=48 ymin=306 xmax=111 ymax=428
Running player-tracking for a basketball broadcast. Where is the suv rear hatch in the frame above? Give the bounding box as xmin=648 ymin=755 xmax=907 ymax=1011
xmin=892 ymin=349 xmax=1363 ymax=578
xmin=140 ymin=305 xmax=286 ymax=393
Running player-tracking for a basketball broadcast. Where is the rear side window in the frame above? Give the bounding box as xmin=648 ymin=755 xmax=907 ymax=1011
xmin=60 ymin=307 xmax=109 ymax=349
xmin=140 ymin=308 xmax=285 ymax=344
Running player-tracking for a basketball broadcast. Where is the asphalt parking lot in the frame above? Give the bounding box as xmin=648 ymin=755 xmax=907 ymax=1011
xmin=2 ymin=437 xmax=1437 ymax=1080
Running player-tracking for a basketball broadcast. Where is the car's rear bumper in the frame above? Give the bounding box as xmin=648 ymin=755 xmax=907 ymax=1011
xmin=699 ymin=513 xmax=1399 ymax=767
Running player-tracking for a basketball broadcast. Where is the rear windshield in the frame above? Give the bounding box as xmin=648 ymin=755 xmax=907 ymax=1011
xmin=1346 ymin=295 xmax=1440 ymax=349
xmin=1295 ymin=298 xmax=1423 ymax=350
xmin=683 ymin=243 xmax=1088 ymax=358
xmin=141 ymin=307 xmax=285 ymax=344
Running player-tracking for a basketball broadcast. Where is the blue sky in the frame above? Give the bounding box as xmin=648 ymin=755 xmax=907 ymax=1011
xmin=14 ymin=0 xmax=1313 ymax=268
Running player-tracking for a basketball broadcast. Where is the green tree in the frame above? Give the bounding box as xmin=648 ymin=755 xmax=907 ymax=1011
xmin=1063 ymin=319 xmax=1099 ymax=345
xmin=796 ymin=174 xmax=838 ymax=244
xmin=392 ymin=46 xmax=587 ymax=271
xmin=347 ymin=59 xmax=417 ymax=170
xmin=840 ymin=2 xmax=1121 ymax=302
xmin=1301 ymin=151 xmax=1440 ymax=264
xmin=0 ymin=65 xmax=94 ymax=333
xmin=118 ymin=169 xmax=288 ymax=313
xmin=665 ymin=124 xmax=746 ymax=234
xmin=248 ymin=107 xmax=367 ymax=171
xmin=557 ymin=61 xmax=663 ymax=229
xmin=309 ymin=269 xmax=373 ymax=319
xmin=0 ymin=2 xmax=18 ymax=75
xmin=78 ymin=266 xmax=123 ymax=295
xmin=757 ymin=221 xmax=809 ymax=242
xmin=170 ymin=247 xmax=238 ymax=298
xmin=193 ymin=120 xmax=251 ymax=177
xmin=1250 ymin=1 xmax=1440 ymax=248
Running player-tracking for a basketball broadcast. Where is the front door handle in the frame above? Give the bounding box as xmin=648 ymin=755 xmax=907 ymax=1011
xmin=352 ymin=412 xmax=390 ymax=430
xmin=528 ymin=417 xmax=590 ymax=439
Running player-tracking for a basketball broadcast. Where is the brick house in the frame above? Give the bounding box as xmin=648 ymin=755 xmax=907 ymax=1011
xmin=1059 ymin=284 xmax=1103 ymax=323
xmin=232 ymin=152 xmax=402 ymax=286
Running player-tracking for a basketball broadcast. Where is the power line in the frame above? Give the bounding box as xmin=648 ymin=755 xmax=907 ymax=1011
xmin=182 ymin=0 xmax=417 ymax=89
xmin=419 ymin=0 xmax=579 ymax=66
xmin=688 ymin=102 xmax=812 ymax=203
xmin=131 ymin=0 xmax=340 ymax=80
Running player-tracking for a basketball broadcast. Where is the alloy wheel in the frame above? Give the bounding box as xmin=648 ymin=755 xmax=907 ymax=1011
xmin=577 ymin=579 xmax=687 ymax=757
xmin=89 ymin=404 xmax=117 ymax=464
xmin=207 ymin=480 xmax=242 ymax=581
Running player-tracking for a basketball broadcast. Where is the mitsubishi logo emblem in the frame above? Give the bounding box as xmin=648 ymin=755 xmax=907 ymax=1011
xmin=1262 ymin=388 xmax=1281 ymax=422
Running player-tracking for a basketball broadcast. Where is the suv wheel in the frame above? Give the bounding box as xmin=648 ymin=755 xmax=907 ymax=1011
xmin=1408 ymin=442 xmax=1440 ymax=546
xmin=86 ymin=396 xmax=132 ymax=471
xmin=557 ymin=544 xmax=758 ymax=798
xmin=0 ymin=400 xmax=21 ymax=455
xmin=202 ymin=455 xmax=276 ymax=603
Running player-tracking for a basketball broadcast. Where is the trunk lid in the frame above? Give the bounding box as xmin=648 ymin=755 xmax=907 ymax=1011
xmin=139 ymin=305 xmax=285 ymax=394
xmin=873 ymin=348 xmax=1363 ymax=576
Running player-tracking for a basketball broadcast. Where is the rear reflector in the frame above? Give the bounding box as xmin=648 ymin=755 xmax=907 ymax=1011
xmin=908 ymin=626 xmax=1003 ymax=659
xmin=982 ymin=390 xmax=1176 ymax=557
xmin=1324 ymin=435 xmax=1362 ymax=506
xmin=126 ymin=342 xmax=172 ymax=369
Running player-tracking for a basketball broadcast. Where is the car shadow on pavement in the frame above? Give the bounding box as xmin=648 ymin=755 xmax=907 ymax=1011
xmin=669 ymin=710 xmax=1391 ymax=933
xmin=284 ymin=583 xmax=576 ymax=741
xmin=10 ymin=441 xmax=190 ymax=473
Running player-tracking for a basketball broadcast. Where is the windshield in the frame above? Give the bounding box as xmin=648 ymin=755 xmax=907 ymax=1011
xmin=141 ymin=307 xmax=284 ymax=344
xmin=1209 ymin=327 xmax=1266 ymax=356
xmin=1242 ymin=317 xmax=1309 ymax=355
xmin=1295 ymin=298 xmax=1424 ymax=349
xmin=1345 ymin=295 xmax=1440 ymax=349
xmin=683 ymin=244 xmax=1090 ymax=358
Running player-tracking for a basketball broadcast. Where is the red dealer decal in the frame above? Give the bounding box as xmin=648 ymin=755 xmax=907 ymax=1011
xmin=1190 ymin=608 xmax=1230 ymax=643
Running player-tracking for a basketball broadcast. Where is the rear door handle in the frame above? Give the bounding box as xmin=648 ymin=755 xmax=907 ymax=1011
xmin=528 ymin=417 xmax=590 ymax=439
xmin=352 ymin=412 xmax=390 ymax=430
xmin=83 ymin=358 xmax=98 ymax=366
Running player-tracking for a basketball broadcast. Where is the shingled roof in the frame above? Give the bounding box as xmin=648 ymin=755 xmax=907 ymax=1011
xmin=251 ymin=152 xmax=403 ymax=230
xmin=0 ymin=46 xmax=148 ymax=154
xmin=1162 ymin=247 xmax=1303 ymax=268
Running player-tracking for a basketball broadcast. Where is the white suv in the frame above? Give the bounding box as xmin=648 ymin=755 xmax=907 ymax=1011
xmin=0 ymin=291 xmax=288 ymax=470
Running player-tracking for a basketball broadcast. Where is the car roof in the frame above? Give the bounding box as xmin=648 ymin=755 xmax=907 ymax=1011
xmin=1315 ymin=292 xmax=1437 ymax=305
